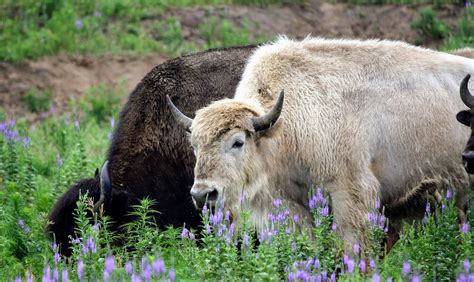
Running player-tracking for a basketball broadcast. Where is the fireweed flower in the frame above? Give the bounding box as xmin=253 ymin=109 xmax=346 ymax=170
xmin=403 ymin=261 xmax=411 ymax=276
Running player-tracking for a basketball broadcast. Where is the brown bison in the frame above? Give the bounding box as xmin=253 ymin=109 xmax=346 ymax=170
xmin=46 ymin=45 xmax=255 ymax=255
xmin=456 ymin=74 xmax=474 ymax=174
xmin=168 ymin=37 xmax=472 ymax=252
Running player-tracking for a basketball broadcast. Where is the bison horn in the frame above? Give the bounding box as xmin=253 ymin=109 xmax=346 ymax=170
xmin=166 ymin=95 xmax=193 ymax=131
xmin=94 ymin=160 xmax=111 ymax=213
xmin=461 ymin=74 xmax=474 ymax=108
xmin=252 ymin=90 xmax=285 ymax=132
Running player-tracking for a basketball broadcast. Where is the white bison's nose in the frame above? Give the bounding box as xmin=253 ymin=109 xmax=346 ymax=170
xmin=190 ymin=182 xmax=219 ymax=208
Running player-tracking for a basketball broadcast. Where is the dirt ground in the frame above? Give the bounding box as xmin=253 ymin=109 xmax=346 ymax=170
xmin=0 ymin=1 xmax=466 ymax=120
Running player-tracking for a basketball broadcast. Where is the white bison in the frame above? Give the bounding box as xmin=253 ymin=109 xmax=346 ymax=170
xmin=167 ymin=37 xmax=472 ymax=251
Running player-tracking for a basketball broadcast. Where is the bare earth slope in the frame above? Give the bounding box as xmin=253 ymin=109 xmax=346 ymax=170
xmin=0 ymin=1 xmax=464 ymax=119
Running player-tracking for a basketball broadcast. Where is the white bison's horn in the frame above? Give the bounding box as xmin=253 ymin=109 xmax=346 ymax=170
xmin=252 ymin=90 xmax=285 ymax=132
xmin=166 ymin=95 xmax=193 ymax=131
xmin=94 ymin=160 xmax=111 ymax=213
xmin=461 ymin=74 xmax=474 ymax=108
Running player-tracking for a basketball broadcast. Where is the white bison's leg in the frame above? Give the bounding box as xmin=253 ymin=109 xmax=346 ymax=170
xmin=327 ymin=170 xmax=379 ymax=254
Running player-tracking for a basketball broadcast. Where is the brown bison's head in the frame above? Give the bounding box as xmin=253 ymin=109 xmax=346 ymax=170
xmin=456 ymin=74 xmax=474 ymax=173
xmin=166 ymin=91 xmax=284 ymax=217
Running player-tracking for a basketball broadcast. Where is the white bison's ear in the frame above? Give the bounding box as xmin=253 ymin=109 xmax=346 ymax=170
xmin=457 ymin=110 xmax=472 ymax=127
xmin=255 ymin=116 xmax=284 ymax=139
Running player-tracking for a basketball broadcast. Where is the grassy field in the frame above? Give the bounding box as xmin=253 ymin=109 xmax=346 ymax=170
xmin=1 ymin=0 xmax=474 ymax=281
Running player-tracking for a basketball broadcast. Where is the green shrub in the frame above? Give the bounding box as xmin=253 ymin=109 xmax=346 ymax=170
xmin=411 ymin=8 xmax=449 ymax=43
xmin=22 ymin=88 xmax=53 ymax=113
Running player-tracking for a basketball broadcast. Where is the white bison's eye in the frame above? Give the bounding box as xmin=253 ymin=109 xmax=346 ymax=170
xmin=232 ymin=140 xmax=244 ymax=149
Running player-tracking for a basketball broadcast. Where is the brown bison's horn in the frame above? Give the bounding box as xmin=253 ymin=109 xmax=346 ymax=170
xmin=94 ymin=160 xmax=111 ymax=213
xmin=252 ymin=90 xmax=285 ymax=132
xmin=461 ymin=74 xmax=474 ymax=108
xmin=166 ymin=95 xmax=193 ymax=131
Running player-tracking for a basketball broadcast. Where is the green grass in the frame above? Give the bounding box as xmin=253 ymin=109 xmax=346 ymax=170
xmin=0 ymin=83 xmax=472 ymax=281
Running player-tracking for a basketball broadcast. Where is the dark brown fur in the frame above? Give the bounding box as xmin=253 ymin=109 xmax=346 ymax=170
xmin=46 ymin=45 xmax=256 ymax=255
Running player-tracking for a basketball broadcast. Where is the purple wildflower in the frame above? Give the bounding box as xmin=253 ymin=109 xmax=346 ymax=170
xmin=343 ymin=254 xmax=349 ymax=265
xmin=293 ymin=214 xmax=299 ymax=223
xmin=56 ymin=154 xmax=63 ymax=167
xmin=0 ymin=122 xmax=5 ymax=132
xmin=273 ymin=198 xmax=283 ymax=207
xmin=189 ymin=232 xmax=195 ymax=240
xmin=94 ymin=10 xmax=102 ymax=17
xmin=110 ymin=118 xmax=115 ymax=128
xmin=467 ymin=0 xmax=472 ymax=9
xmin=105 ymin=255 xmax=115 ymax=273
xmin=320 ymin=205 xmax=329 ymax=217
xmin=202 ymin=204 xmax=208 ymax=214
xmin=181 ymin=227 xmax=189 ymax=239
xmin=228 ymin=223 xmax=235 ymax=236
xmin=169 ymin=268 xmax=176 ymax=281
xmin=53 ymin=268 xmax=59 ymax=281
xmin=132 ymin=273 xmax=141 ymax=282
xmin=9 ymin=119 xmax=15 ymax=127
xmin=288 ymin=272 xmax=295 ymax=282
xmin=75 ymin=19 xmax=83 ymax=30
xmin=15 ymin=276 xmax=21 ymax=282
xmin=330 ymin=272 xmax=336 ymax=281
xmin=291 ymin=242 xmax=297 ymax=252
xmin=353 ymin=243 xmax=360 ymax=254
xmin=77 ymin=260 xmax=84 ymax=280
xmin=360 ymin=260 xmax=366 ymax=273
xmin=347 ymin=259 xmax=355 ymax=273
xmin=372 ymin=272 xmax=381 ymax=282
xmin=54 ymin=252 xmax=60 ymax=264
xmin=331 ymin=222 xmax=337 ymax=231
xmin=125 ymin=261 xmax=133 ymax=274
xmin=152 ymin=258 xmax=165 ymax=275
xmin=446 ymin=189 xmax=453 ymax=200
xmin=43 ymin=265 xmax=51 ymax=282
xmin=18 ymin=218 xmax=30 ymax=234
xmin=243 ymin=232 xmax=249 ymax=246
xmin=462 ymin=223 xmax=469 ymax=234
xmin=370 ymin=259 xmax=376 ymax=269
xmin=23 ymin=137 xmax=29 ymax=146
xmin=75 ymin=120 xmax=80 ymax=130
xmin=412 ymin=274 xmax=421 ymax=282
xmin=464 ymin=259 xmax=470 ymax=273
xmin=142 ymin=267 xmax=151 ymax=281
xmin=314 ymin=259 xmax=320 ymax=269
xmin=103 ymin=270 xmax=110 ymax=281
xmin=403 ymin=261 xmax=411 ymax=276
xmin=205 ymin=224 xmax=211 ymax=234
xmin=225 ymin=210 xmax=230 ymax=221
